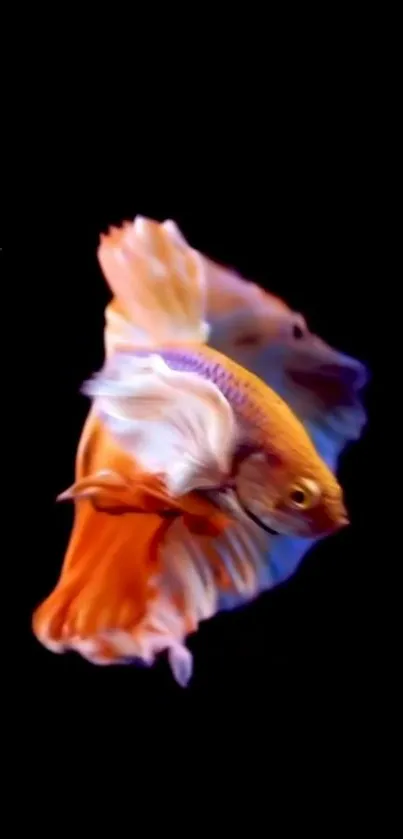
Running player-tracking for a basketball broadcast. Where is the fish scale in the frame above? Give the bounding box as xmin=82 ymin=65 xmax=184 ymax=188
xmin=131 ymin=346 xmax=270 ymax=440
xmin=95 ymin=340 xmax=329 ymax=478
xmin=155 ymin=345 xmax=338 ymax=479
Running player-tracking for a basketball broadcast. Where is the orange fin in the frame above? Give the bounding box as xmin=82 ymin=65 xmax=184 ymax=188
xmin=33 ymin=487 xmax=229 ymax=673
xmin=98 ymin=216 xmax=208 ymax=345
xmin=32 ymin=501 xmax=169 ymax=660
xmin=56 ymin=468 xmax=175 ymax=513
xmin=57 ymin=470 xmax=127 ymax=502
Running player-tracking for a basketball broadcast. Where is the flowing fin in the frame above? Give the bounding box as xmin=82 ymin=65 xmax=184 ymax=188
xmin=104 ymin=299 xmax=147 ymax=358
xmin=34 ymin=402 xmax=232 ymax=675
xmin=58 ymin=467 xmax=231 ymax=532
xmin=168 ymin=644 xmax=194 ymax=688
xmin=99 ymin=226 xmax=368 ymax=475
xmin=98 ymin=216 xmax=209 ymax=346
xmin=32 ymin=502 xmax=168 ymax=661
xmin=204 ymin=256 xmax=289 ymax=318
xmin=63 ymin=410 xmax=231 ymax=563
xmin=57 ymin=469 xmax=176 ymax=513
xmin=32 ymin=497 xmax=228 ymax=680
xmin=102 ymin=248 xmax=286 ymax=359
xmin=157 ymin=507 xmax=273 ymax=638
xmin=83 ymin=352 xmax=237 ymax=496
xmin=57 ymin=470 xmax=128 ymax=502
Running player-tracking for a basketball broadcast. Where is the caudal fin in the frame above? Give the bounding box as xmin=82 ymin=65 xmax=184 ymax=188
xmin=32 ymin=499 xmax=172 ymax=665
xmin=98 ymin=217 xmax=209 ymax=347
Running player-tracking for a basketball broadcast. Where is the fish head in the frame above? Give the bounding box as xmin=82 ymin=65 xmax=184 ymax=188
xmin=208 ymin=286 xmax=368 ymax=470
xmin=233 ymin=445 xmax=349 ymax=540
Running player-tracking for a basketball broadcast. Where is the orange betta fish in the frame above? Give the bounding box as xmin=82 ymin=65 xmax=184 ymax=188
xmin=200 ymin=251 xmax=369 ymax=595
xmin=33 ymin=217 xmax=348 ymax=684
xmin=103 ymin=223 xmax=368 ymax=597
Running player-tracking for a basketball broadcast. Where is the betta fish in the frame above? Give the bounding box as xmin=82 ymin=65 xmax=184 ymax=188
xmin=200 ymin=251 xmax=368 ymax=593
xmin=33 ymin=217 xmax=348 ymax=684
xmin=103 ymin=221 xmax=368 ymax=601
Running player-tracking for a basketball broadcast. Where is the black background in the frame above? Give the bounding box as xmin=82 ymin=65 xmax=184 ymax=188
xmin=20 ymin=96 xmax=381 ymax=752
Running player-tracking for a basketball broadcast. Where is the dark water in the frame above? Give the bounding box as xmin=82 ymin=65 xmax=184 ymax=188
xmin=22 ymin=143 xmax=380 ymax=755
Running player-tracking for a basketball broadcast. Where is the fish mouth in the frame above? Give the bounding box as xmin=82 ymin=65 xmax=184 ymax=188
xmin=285 ymin=361 xmax=368 ymax=439
xmin=287 ymin=367 xmax=362 ymax=408
xmin=285 ymin=340 xmax=369 ymax=407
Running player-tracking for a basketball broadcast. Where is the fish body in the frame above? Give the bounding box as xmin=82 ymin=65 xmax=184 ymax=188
xmin=85 ymin=338 xmax=347 ymax=540
xmin=204 ymin=255 xmax=368 ymax=468
xmin=90 ymin=342 xmax=326 ymax=467
xmin=100 ymin=222 xmax=367 ymax=603
xmin=200 ymin=255 xmax=368 ymax=593
xmin=33 ymin=216 xmax=350 ymax=683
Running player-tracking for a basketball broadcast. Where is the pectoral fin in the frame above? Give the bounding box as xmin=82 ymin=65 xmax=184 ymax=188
xmin=83 ymin=352 xmax=237 ymax=497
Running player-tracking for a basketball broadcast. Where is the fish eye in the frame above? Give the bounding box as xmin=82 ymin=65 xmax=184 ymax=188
xmin=287 ymin=478 xmax=320 ymax=510
xmin=292 ymin=323 xmax=305 ymax=341
xmin=290 ymin=488 xmax=307 ymax=506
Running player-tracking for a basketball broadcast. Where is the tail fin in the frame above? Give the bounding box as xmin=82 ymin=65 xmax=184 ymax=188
xmin=98 ymin=216 xmax=209 ymax=347
xmin=32 ymin=495 xmax=174 ymax=664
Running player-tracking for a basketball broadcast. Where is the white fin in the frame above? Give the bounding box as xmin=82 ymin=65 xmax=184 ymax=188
xmin=158 ymin=508 xmax=273 ymax=633
xmin=46 ymin=511 xmax=273 ymax=681
xmin=161 ymin=219 xmax=188 ymax=246
xmin=98 ymin=216 xmax=210 ymax=346
xmin=104 ymin=303 xmax=153 ymax=358
xmin=168 ymin=644 xmax=194 ymax=687
xmin=83 ymin=353 xmax=237 ymax=496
